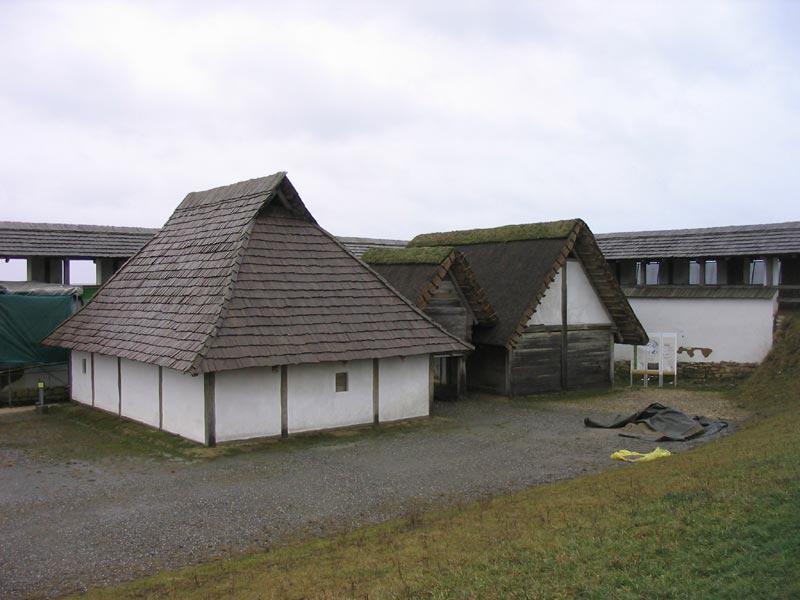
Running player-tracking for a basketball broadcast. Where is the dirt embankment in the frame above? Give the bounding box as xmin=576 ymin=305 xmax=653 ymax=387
xmin=739 ymin=312 xmax=800 ymax=416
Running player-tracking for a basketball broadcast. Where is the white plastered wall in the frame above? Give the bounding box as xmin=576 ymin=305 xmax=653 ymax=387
xmin=69 ymin=350 xmax=92 ymax=405
xmin=161 ymin=368 xmax=205 ymax=443
xmin=287 ymin=359 xmax=373 ymax=433
xmin=93 ymin=353 xmax=119 ymax=413
xmin=215 ymin=366 xmax=282 ymax=442
xmin=378 ymin=354 xmax=430 ymax=422
xmin=529 ymin=259 xmax=612 ymax=326
xmin=615 ymin=295 xmax=778 ymax=364
xmin=120 ymin=358 xmax=160 ymax=428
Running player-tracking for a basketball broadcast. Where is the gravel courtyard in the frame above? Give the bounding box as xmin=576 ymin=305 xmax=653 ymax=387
xmin=0 ymin=388 xmax=747 ymax=599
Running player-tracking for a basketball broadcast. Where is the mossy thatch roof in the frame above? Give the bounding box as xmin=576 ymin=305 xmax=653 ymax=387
xmin=361 ymin=246 xmax=454 ymax=265
xmin=408 ymin=220 xmax=580 ymax=247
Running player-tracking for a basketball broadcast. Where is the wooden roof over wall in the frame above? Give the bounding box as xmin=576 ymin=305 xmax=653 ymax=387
xmin=596 ymin=221 xmax=800 ymax=260
xmin=44 ymin=173 xmax=470 ymax=372
xmin=0 ymin=221 xmax=158 ymax=259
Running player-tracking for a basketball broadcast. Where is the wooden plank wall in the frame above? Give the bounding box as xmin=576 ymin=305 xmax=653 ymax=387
xmin=426 ymin=278 xmax=472 ymax=341
xmin=509 ymin=327 xmax=613 ymax=395
xmin=566 ymin=329 xmax=612 ymax=390
xmin=510 ymin=331 xmax=562 ymax=395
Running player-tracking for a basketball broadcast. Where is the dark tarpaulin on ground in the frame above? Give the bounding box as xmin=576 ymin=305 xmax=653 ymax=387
xmin=584 ymin=402 xmax=728 ymax=441
xmin=0 ymin=295 xmax=72 ymax=366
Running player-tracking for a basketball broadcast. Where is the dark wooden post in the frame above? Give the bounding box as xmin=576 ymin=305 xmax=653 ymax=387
xmin=280 ymin=366 xmax=288 ymax=438
xmin=372 ymin=358 xmax=380 ymax=424
xmin=204 ymin=372 xmax=216 ymax=447
xmin=429 ymin=355 xmax=436 ymax=410
xmin=456 ymin=355 xmax=467 ymax=399
xmin=158 ymin=366 xmax=163 ymax=430
xmin=504 ymin=348 xmax=512 ymax=397
xmin=561 ymin=260 xmax=568 ymax=390
xmin=117 ymin=357 xmax=122 ymax=415
xmin=90 ymin=353 xmax=95 ymax=407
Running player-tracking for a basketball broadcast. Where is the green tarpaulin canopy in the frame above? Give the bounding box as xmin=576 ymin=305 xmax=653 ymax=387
xmin=0 ymin=294 xmax=73 ymax=366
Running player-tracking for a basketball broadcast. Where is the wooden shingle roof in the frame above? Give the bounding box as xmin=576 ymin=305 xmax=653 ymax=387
xmin=44 ymin=173 xmax=470 ymax=373
xmin=0 ymin=221 xmax=158 ymax=259
xmin=596 ymin=221 xmax=800 ymax=260
xmin=338 ymin=236 xmax=407 ymax=258
xmin=408 ymin=220 xmax=647 ymax=348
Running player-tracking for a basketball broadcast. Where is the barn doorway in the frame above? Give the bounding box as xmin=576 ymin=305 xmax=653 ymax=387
xmin=433 ymin=355 xmax=465 ymax=400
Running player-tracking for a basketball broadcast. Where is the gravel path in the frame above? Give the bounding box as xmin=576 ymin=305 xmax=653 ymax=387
xmin=0 ymin=388 xmax=743 ymax=599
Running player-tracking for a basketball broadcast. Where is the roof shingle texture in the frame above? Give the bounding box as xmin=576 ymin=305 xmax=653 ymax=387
xmin=44 ymin=173 xmax=469 ymax=372
xmin=369 ymin=263 xmax=442 ymax=308
xmin=339 ymin=236 xmax=407 ymax=258
xmin=0 ymin=221 xmax=158 ymax=259
xmin=596 ymin=221 xmax=800 ymax=260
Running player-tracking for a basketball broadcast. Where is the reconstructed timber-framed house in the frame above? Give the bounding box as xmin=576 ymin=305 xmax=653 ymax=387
xmin=362 ymin=246 xmax=497 ymax=399
xmin=44 ymin=173 xmax=470 ymax=445
xmin=407 ymin=220 xmax=647 ymax=396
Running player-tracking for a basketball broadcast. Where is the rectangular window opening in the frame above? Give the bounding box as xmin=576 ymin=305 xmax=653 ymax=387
xmin=645 ymin=262 xmax=660 ymax=285
xmin=335 ymin=372 xmax=348 ymax=392
xmin=82 ymin=358 xmax=87 ymax=374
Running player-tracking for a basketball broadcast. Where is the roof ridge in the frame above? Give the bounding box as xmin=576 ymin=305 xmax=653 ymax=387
xmin=183 ymin=172 xmax=287 ymax=198
xmin=409 ymin=219 xmax=581 ymax=247
xmin=0 ymin=221 xmax=159 ymax=233
xmin=597 ymin=220 xmax=800 ymax=238
xmin=172 ymin=189 xmax=275 ymax=213
xmin=361 ymin=246 xmax=455 ymax=265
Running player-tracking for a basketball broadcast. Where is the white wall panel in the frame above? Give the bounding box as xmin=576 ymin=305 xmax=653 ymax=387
xmin=287 ymin=359 xmax=373 ymax=433
xmin=378 ymin=355 xmax=430 ymax=422
xmin=161 ymin=368 xmax=205 ymax=443
xmin=93 ymin=353 xmax=119 ymax=413
xmin=70 ymin=351 xmax=92 ymax=405
xmin=615 ymin=295 xmax=777 ymax=363
xmin=567 ymin=260 xmax=612 ymax=324
xmin=120 ymin=358 xmax=160 ymax=428
xmin=529 ymin=260 xmax=612 ymax=326
xmin=215 ymin=366 xmax=281 ymax=442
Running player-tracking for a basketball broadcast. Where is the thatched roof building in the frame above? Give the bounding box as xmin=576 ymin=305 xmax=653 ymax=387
xmin=409 ymin=220 xmax=646 ymax=349
xmin=408 ymin=220 xmax=646 ymax=395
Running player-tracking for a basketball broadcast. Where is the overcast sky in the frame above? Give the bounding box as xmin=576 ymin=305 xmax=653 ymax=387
xmin=1 ymin=0 xmax=799 ymax=245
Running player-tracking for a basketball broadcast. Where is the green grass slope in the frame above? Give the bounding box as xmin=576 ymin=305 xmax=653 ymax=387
xmin=739 ymin=313 xmax=800 ymax=416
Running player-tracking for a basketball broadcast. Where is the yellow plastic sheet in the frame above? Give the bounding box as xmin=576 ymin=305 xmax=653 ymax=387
xmin=611 ymin=447 xmax=672 ymax=463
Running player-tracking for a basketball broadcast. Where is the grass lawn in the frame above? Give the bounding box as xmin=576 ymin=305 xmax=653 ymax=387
xmin=0 ymin=402 xmax=450 ymax=463
xmin=75 ymin=316 xmax=800 ymax=599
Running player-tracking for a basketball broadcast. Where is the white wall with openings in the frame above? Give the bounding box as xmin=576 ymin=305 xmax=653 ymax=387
xmin=92 ymin=353 xmax=118 ymax=413
xmin=70 ymin=350 xmax=92 ymax=405
xmin=287 ymin=359 xmax=374 ymax=433
xmin=67 ymin=352 xmax=436 ymax=445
